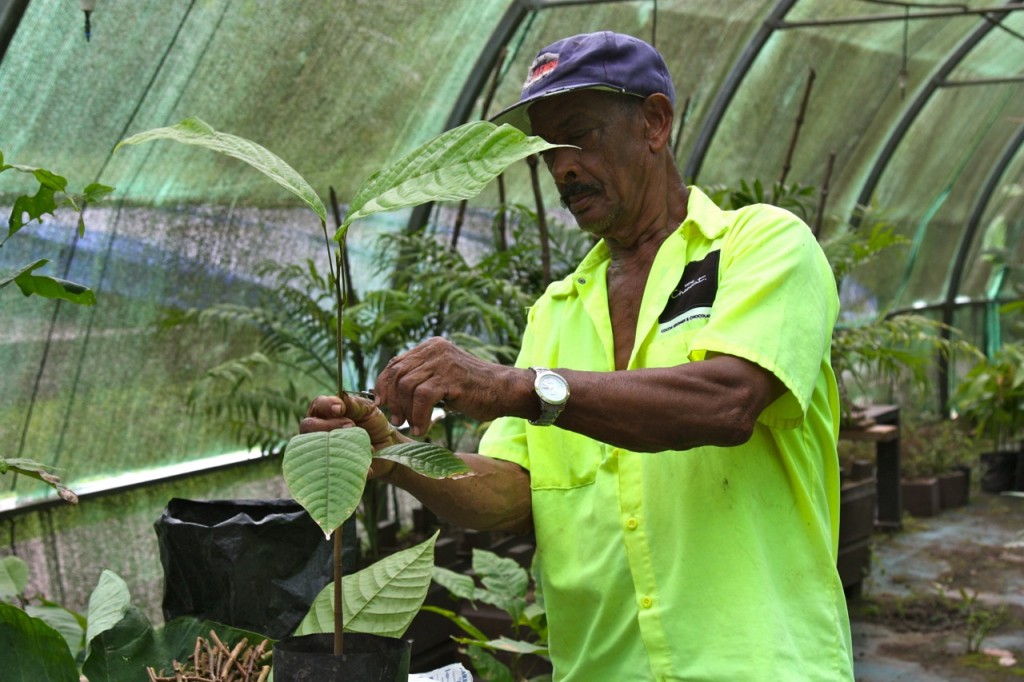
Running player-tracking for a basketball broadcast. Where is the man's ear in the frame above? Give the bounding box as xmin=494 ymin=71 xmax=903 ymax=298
xmin=641 ymin=93 xmax=674 ymax=151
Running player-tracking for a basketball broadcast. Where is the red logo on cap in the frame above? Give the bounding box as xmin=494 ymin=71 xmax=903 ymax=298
xmin=525 ymin=53 xmax=559 ymax=88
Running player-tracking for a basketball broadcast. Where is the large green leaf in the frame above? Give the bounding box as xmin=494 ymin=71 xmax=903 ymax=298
xmin=0 ymin=555 xmax=29 ymax=601
xmin=295 ymin=532 xmax=438 ymax=638
xmin=282 ymin=428 xmax=373 ymax=536
xmin=337 ymin=121 xmax=563 ymax=238
xmin=376 ymin=441 xmax=471 ymax=478
xmin=85 ymin=569 xmax=133 ymax=651
xmin=0 ymin=602 xmax=80 ymax=681
xmin=116 ymin=117 xmax=327 ymax=225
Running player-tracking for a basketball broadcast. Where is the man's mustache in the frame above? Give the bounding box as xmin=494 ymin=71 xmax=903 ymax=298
xmin=560 ymin=182 xmax=599 ymax=209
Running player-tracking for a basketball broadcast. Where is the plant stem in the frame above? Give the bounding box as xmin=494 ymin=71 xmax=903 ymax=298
xmin=335 ymin=248 xmax=345 ymax=397
xmin=318 ymin=207 xmax=348 ymax=655
xmin=333 ymin=528 xmax=344 ymax=655
xmin=525 ymin=154 xmax=552 ymax=286
xmin=775 ymin=67 xmax=816 ymax=202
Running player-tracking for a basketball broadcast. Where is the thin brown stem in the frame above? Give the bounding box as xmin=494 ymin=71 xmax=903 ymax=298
xmin=813 ymin=151 xmax=836 ymax=240
xmin=673 ymin=94 xmax=691 ymax=158
xmin=495 ymin=175 xmax=508 ymax=252
xmin=525 ymin=154 xmax=552 ymax=286
xmin=775 ymin=67 xmax=816 ymax=202
xmin=450 ymin=200 xmax=467 ymax=251
xmin=334 ymin=529 xmax=344 ymax=655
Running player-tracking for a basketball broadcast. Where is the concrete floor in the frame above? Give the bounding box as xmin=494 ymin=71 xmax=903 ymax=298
xmin=849 ymin=492 xmax=1024 ymax=681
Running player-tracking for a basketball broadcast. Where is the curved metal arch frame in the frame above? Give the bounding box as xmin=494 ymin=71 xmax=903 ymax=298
xmin=0 ymin=0 xmax=31 ymax=64
xmin=683 ymin=0 xmax=800 ymax=182
xmin=406 ymin=0 xmax=652 ymax=234
xmin=937 ymin=124 xmax=1024 ymax=409
xmin=853 ymin=1 xmax=1020 ymax=217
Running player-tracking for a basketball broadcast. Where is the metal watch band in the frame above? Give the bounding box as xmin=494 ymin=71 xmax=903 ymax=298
xmin=529 ymin=367 xmax=569 ymax=426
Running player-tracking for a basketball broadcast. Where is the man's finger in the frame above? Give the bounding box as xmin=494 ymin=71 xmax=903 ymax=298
xmin=407 ymin=376 xmax=447 ymax=435
xmin=306 ymin=395 xmax=343 ymax=418
xmin=299 ymin=416 xmax=354 ymax=434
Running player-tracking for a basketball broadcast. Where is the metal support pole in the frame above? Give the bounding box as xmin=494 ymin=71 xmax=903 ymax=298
xmin=772 ymin=3 xmax=1024 ymax=29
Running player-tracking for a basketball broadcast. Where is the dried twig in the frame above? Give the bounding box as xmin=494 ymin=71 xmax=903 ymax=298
xmin=146 ymin=633 xmax=271 ymax=682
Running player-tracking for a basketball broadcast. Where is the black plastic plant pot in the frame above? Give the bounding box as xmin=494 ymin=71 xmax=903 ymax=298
xmin=273 ymin=633 xmax=411 ymax=681
xmin=979 ymin=451 xmax=1019 ymax=493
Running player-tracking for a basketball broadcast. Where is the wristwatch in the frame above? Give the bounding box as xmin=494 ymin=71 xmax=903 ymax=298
xmin=529 ymin=368 xmax=570 ymax=426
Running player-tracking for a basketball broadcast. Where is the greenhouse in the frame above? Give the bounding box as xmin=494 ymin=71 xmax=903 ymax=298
xmin=1 ymin=0 xmax=1023 ymax=679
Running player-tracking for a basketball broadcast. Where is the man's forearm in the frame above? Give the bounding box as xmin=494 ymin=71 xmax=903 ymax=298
xmin=382 ymin=453 xmax=533 ymax=534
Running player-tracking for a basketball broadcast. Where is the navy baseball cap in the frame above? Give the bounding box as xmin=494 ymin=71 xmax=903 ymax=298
xmin=491 ymin=31 xmax=676 ymax=134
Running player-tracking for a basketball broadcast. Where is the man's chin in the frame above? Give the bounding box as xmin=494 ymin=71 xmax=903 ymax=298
xmin=573 ymin=214 xmax=613 ymax=237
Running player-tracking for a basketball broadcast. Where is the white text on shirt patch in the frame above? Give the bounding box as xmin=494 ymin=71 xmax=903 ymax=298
xmin=658 ymin=250 xmax=720 ymax=334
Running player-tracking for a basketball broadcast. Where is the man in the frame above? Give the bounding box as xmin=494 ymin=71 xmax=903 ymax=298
xmin=303 ymin=31 xmax=854 ymax=681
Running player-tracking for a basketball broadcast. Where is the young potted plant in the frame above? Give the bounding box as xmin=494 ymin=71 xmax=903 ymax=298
xmin=903 ymin=416 xmax=976 ymax=510
xmin=953 ymin=343 xmax=1024 ymax=493
xmin=117 ymin=117 xmax=561 ymax=679
xmin=898 ymin=418 xmax=945 ymax=518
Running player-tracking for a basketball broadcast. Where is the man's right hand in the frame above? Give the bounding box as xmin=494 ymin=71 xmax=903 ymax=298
xmin=300 ymin=394 xmax=406 ymax=478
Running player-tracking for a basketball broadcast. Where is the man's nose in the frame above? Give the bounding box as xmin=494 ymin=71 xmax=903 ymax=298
xmin=543 ymin=146 xmax=580 ymax=183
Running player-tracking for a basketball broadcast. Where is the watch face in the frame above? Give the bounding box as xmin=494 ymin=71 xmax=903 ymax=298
xmin=537 ymin=373 xmax=569 ymax=402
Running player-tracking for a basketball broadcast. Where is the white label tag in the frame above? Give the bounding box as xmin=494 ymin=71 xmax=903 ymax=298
xmin=408 ymin=663 xmax=473 ymax=682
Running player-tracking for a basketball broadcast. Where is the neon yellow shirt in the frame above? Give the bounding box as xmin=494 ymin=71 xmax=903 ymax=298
xmin=479 ymin=187 xmax=854 ymax=681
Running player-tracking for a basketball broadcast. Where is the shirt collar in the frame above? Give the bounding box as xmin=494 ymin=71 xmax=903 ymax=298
xmin=553 ymin=185 xmax=726 ymax=298
xmin=681 ymin=185 xmax=729 ymax=241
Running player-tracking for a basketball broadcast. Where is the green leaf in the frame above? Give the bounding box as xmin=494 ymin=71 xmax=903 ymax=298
xmin=85 ymin=569 xmax=132 ymax=649
xmin=419 ymin=604 xmax=489 ymax=641
xmin=2 ymin=260 xmax=49 ymax=289
xmin=0 ymin=602 xmax=80 ymax=681
xmin=159 ymin=617 xmax=272 ymax=669
xmin=282 ymin=428 xmax=373 ymax=536
xmin=81 ymin=605 xmax=160 ymax=680
xmin=376 ymin=441 xmax=471 ymax=478
xmin=296 ymin=532 xmax=438 ymax=638
xmin=465 ymin=645 xmax=515 ymax=682
xmin=24 ymin=603 xmax=85 ymax=657
xmin=7 ymin=181 xmax=59 ymax=237
xmin=116 ymin=117 xmax=327 ymax=225
xmin=474 ymin=549 xmax=529 ymax=609
xmin=465 ymin=635 xmax=548 ymax=656
xmin=8 ymin=260 xmax=96 ymax=305
xmin=0 ymin=456 xmax=78 ymax=503
xmin=82 ymin=612 xmax=268 ymax=682
xmin=432 ymin=565 xmax=477 ymax=602
xmin=82 ymin=182 xmax=115 ymax=203
xmin=336 ymin=121 xmax=563 ymax=238
xmin=0 ymin=555 xmax=29 ymax=601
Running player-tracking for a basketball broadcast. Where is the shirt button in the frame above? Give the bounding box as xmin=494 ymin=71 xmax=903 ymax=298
xmin=626 ymin=517 xmax=639 ymax=530
xmin=641 ymin=596 xmax=653 ymax=609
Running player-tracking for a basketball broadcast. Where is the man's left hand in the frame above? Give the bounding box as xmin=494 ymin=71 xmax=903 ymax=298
xmin=374 ymin=337 xmax=521 ymax=435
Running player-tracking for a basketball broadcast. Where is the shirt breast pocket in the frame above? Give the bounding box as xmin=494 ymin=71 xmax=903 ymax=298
xmin=526 ymin=429 xmax=603 ymax=490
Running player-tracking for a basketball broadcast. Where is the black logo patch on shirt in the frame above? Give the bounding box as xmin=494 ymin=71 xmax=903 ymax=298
xmin=658 ymin=250 xmax=720 ymax=333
